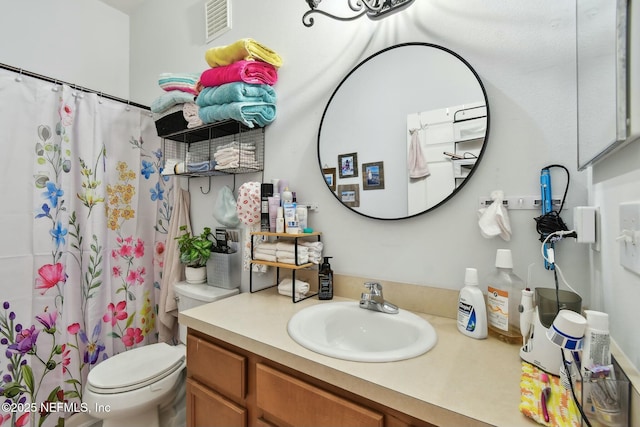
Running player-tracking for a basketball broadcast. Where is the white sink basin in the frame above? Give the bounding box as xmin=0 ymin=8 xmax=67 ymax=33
xmin=287 ymin=301 xmax=437 ymax=362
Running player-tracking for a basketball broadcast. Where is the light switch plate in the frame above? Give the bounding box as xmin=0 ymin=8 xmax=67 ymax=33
xmin=619 ymin=202 xmax=640 ymax=275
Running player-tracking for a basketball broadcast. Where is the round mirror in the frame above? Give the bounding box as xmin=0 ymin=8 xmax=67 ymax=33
xmin=317 ymin=43 xmax=490 ymax=220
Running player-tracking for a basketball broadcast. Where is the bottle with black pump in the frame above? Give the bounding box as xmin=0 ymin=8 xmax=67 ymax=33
xmin=318 ymin=257 xmax=333 ymax=300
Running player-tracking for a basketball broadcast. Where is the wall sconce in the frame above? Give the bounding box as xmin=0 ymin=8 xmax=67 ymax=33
xmin=303 ymin=0 xmax=415 ymax=27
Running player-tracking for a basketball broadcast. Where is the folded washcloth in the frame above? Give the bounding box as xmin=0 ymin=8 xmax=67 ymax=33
xmin=216 ymin=140 xmax=255 ymax=151
xmin=275 ymin=243 xmax=309 ymax=254
xmin=300 ymin=241 xmax=324 ymax=251
xmin=151 ymin=90 xmax=196 ymax=114
xmin=205 ymin=38 xmax=283 ymax=68
xmin=254 ymin=247 xmax=276 ymax=256
xmin=200 ymin=60 xmax=278 ymax=87
xmin=253 ymin=252 xmax=277 ymax=263
xmin=277 ymin=278 xmax=309 ymax=299
xmin=519 ymin=362 xmax=581 ymax=427
xmin=215 ymin=161 xmax=260 ymax=171
xmin=183 ymin=102 xmax=203 ymax=128
xmin=256 ymin=242 xmax=278 ymax=251
xmin=186 ymin=160 xmax=216 ymax=173
xmin=196 ymin=83 xmax=277 ymax=106
xmin=277 ymin=253 xmax=309 ymax=265
xmin=198 ymin=102 xmax=276 ymax=128
xmin=158 ymin=72 xmax=201 ymax=95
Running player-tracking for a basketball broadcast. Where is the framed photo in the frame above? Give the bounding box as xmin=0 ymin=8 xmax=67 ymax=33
xmin=362 ymin=161 xmax=385 ymax=190
xmin=322 ymin=167 xmax=336 ymax=191
xmin=337 ymin=184 xmax=360 ymax=207
xmin=338 ymin=152 xmax=358 ymax=178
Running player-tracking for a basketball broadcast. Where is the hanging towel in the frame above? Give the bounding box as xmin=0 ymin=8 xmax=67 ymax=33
xmin=158 ymin=189 xmax=191 ymax=344
xmin=477 ymin=190 xmax=512 ymax=241
xmin=198 ymin=102 xmax=276 ymax=128
xmin=408 ymin=129 xmax=430 ymax=179
xmin=205 ymin=38 xmax=283 ymax=68
xmin=200 ymin=60 xmax=278 ymax=87
xmin=196 ymin=83 xmax=277 ymax=106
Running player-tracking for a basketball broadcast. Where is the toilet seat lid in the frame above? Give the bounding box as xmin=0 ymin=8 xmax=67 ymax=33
xmin=88 ymin=342 xmax=185 ymax=393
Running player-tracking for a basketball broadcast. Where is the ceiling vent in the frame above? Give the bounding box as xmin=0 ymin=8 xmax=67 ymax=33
xmin=205 ymin=0 xmax=231 ymax=43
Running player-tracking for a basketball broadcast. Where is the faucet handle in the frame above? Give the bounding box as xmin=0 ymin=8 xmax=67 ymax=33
xmin=364 ymin=282 xmax=382 ymax=294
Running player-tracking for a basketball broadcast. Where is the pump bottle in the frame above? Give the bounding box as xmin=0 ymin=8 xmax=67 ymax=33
xmin=485 ymin=249 xmax=524 ymax=344
xmin=457 ymin=268 xmax=487 ymax=339
xmin=318 ymin=257 xmax=333 ymax=300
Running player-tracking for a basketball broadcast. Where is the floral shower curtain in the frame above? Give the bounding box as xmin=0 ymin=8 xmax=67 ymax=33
xmin=0 ymin=69 xmax=172 ymax=427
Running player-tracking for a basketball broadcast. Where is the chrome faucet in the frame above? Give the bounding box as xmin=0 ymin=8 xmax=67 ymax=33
xmin=359 ymin=282 xmax=399 ymax=314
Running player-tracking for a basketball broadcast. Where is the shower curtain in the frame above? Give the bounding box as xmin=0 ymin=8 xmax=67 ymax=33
xmin=0 ymin=69 xmax=172 ymax=427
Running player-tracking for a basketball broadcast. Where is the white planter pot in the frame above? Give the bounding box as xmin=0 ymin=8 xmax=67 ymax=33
xmin=185 ymin=266 xmax=207 ymax=284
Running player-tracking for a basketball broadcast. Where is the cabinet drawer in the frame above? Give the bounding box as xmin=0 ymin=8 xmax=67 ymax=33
xmin=187 ymin=334 xmax=247 ymax=402
xmin=256 ymin=363 xmax=383 ymax=427
xmin=187 ymin=379 xmax=246 ymax=427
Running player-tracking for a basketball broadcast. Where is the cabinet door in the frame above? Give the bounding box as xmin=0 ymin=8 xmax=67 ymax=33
xmin=256 ymin=363 xmax=383 ymax=427
xmin=187 ymin=378 xmax=247 ymax=427
xmin=187 ymin=333 xmax=247 ymax=402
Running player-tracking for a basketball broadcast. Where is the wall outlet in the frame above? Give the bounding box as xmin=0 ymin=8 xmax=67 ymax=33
xmin=619 ymin=202 xmax=640 ymax=276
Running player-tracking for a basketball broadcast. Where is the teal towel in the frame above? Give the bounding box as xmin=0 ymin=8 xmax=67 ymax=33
xmin=198 ymin=102 xmax=276 ymax=128
xmin=196 ymin=82 xmax=276 ymax=106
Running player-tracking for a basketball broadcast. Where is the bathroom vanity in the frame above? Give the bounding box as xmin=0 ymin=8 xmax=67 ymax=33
xmin=179 ymin=288 xmax=538 ymax=427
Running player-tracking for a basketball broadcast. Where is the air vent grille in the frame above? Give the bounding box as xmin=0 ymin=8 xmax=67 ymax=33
xmin=206 ymin=0 xmax=231 ymax=43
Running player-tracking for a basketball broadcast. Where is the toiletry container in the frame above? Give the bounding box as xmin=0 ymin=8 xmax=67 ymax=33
xmin=281 ymin=187 xmax=293 ymax=204
xmin=276 ymin=207 xmax=285 ymax=233
xmin=486 ymin=249 xmax=524 ymax=344
xmin=318 ymin=257 xmax=333 ymax=300
xmin=582 ymin=310 xmax=611 ymax=375
xmin=457 ymin=268 xmax=487 ymax=339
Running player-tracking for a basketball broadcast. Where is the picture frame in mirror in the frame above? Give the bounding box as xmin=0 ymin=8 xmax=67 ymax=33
xmin=323 ymin=167 xmax=336 ymax=191
xmin=338 ymin=184 xmax=360 ymax=207
xmin=338 ymin=152 xmax=358 ymax=178
xmin=362 ymin=161 xmax=385 ymax=190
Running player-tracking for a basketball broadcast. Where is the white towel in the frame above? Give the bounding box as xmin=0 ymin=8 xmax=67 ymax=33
xmin=254 ymin=252 xmax=277 ymax=262
xmin=278 ymin=278 xmax=309 ymax=299
xmin=277 ymin=253 xmax=309 ymax=265
xmin=477 ymin=190 xmax=512 ymax=241
xmin=275 ymin=242 xmax=309 ymax=254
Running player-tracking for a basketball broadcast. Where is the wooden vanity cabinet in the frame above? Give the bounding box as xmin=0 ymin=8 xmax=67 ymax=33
xmin=186 ymin=329 xmax=436 ymax=427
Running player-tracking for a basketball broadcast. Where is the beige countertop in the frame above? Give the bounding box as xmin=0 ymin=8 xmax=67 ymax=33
xmin=179 ymin=288 xmax=539 ymax=427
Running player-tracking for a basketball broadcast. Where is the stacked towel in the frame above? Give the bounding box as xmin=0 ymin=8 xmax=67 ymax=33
xmin=205 ymin=38 xmax=283 ymax=68
xmin=196 ymin=82 xmax=277 ymax=128
xmin=299 ymin=241 xmax=323 ymax=264
xmin=214 ymin=141 xmax=259 ymax=171
xmin=182 ymin=102 xmax=203 ymax=128
xmin=158 ymin=72 xmax=201 ymax=95
xmin=151 ymin=91 xmax=196 ymax=114
xmin=198 ymin=38 xmax=280 ymax=128
xmin=277 ymin=278 xmax=309 ymax=300
xmin=275 ymin=242 xmax=309 ymax=265
xmin=200 ymin=60 xmax=278 ymax=87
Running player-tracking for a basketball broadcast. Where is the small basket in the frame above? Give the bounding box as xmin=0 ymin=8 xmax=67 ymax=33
xmin=207 ymin=250 xmax=241 ymax=289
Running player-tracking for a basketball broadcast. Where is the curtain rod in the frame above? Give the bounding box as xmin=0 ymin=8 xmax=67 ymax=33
xmin=0 ymin=62 xmax=150 ymax=111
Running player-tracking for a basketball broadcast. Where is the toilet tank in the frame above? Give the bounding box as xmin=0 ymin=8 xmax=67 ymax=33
xmin=173 ymin=282 xmax=239 ymax=343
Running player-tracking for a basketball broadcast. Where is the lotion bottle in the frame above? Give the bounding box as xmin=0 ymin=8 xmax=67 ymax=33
xmin=457 ymin=268 xmax=487 ymax=339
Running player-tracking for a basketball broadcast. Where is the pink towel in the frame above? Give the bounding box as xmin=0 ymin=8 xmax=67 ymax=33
xmin=408 ymin=130 xmax=430 ymax=179
xmin=200 ymin=60 xmax=278 ymax=87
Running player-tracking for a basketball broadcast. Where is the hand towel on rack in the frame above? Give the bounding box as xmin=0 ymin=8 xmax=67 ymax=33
xmin=205 ymin=38 xmax=283 ymax=68
xmin=477 ymin=190 xmax=512 ymax=241
xmin=198 ymin=102 xmax=276 ymax=128
xmin=196 ymin=83 xmax=277 ymax=106
xmin=408 ymin=129 xmax=430 ymax=179
xmin=200 ymin=60 xmax=278 ymax=87
xmin=277 ymin=278 xmax=310 ymax=299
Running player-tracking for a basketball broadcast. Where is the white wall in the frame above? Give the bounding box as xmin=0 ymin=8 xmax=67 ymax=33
xmin=0 ymin=0 xmax=130 ymax=99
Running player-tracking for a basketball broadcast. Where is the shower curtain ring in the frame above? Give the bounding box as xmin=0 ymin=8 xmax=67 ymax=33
xmin=15 ymin=68 xmax=23 ymax=82
xmin=52 ymin=79 xmax=59 ymax=92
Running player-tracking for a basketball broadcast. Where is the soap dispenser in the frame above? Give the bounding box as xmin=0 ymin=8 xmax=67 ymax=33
xmin=318 ymin=257 xmax=333 ymax=300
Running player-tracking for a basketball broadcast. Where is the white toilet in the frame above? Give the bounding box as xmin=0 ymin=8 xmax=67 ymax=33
xmin=82 ymin=283 xmax=239 ymax=427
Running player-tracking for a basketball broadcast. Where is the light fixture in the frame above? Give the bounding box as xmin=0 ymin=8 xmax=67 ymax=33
xmin=303 ymin=0 xmax=415 ymax=27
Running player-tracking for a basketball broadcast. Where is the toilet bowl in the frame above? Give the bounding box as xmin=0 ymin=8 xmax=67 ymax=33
xmin=81 ymin=283 xmax=239 ymax=427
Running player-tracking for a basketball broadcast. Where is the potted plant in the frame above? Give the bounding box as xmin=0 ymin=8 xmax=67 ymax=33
xmin=175 ymin=225 xmax=214 ymax=284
